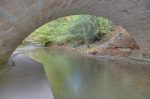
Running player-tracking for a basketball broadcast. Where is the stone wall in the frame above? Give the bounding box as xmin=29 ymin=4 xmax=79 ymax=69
xmin=0 ymin=0 xmax=150 ymax=64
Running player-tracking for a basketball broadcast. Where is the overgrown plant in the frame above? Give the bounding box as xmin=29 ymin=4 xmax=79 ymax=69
xmin=31 ymin=15 xmax=112 ymax=47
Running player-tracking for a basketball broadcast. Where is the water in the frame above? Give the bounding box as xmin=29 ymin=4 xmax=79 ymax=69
xmin=21 ymin=47 xmax=150 ymax=99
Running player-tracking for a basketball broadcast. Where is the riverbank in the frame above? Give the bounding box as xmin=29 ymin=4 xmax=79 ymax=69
xmin=48 ymin=45 xmax=150 ymax=65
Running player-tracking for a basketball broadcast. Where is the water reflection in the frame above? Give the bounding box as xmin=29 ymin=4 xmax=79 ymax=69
xmin=21 ymin=47 xmax=150 ymax=99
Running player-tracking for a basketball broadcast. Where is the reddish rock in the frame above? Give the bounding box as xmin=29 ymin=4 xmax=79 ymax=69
xmin=87 ymin=47 xmax=98 ymax=55
xmin=108 ymin=26 xmax=140 ymax=50
xmin=88 ymin=26 xmax=140 ymax=57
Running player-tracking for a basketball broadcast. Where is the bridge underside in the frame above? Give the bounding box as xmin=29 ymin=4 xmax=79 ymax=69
xmin=0 ymin=0 xmax=150 ymax=64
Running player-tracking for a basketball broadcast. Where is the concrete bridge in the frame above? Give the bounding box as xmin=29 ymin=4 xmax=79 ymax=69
xmin=0 ymin=0 xmax=150 ymax=65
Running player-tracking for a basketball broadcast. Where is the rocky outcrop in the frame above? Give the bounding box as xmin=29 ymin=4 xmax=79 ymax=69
xmin=88 ymin=26 xmax=140 ymax=57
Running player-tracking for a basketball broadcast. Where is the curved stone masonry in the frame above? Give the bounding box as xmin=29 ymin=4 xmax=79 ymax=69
xmin=0 ymin=0 xmax=150 ymax=64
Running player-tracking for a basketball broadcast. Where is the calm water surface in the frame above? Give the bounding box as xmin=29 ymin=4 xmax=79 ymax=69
xmin=21 ymin=47 xmax=150 ymax=99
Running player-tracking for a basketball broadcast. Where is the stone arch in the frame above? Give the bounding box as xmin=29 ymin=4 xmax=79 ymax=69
xmin=0 ymin=0 xmax=150 ymax=64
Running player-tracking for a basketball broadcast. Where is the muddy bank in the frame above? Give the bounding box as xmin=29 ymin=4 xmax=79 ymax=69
xmin=49 ymin=45 xmax=150 ymax=65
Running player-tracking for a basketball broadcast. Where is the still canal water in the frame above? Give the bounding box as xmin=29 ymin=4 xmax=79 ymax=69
xmin=20 ymin=46 xmax=150 ymax=99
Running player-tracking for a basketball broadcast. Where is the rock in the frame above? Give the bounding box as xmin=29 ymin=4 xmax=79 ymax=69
xmin=118 ymin=48 xmax=131 ymax=52
xmin=88 ymin=26 xmax=140 ymax=57
xmin=87 ymin=48 xmax=98 ymax=54
xmin=107 ymin=26 xmax=140 ymax=50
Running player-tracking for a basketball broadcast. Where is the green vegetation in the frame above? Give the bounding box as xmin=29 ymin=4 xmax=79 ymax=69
xmin=31 ymin=15 xmax=112 ymax=47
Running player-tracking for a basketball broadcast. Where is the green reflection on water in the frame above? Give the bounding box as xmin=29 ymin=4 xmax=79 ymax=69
xmin=22 ymin=47 xmax=150 ymax=99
